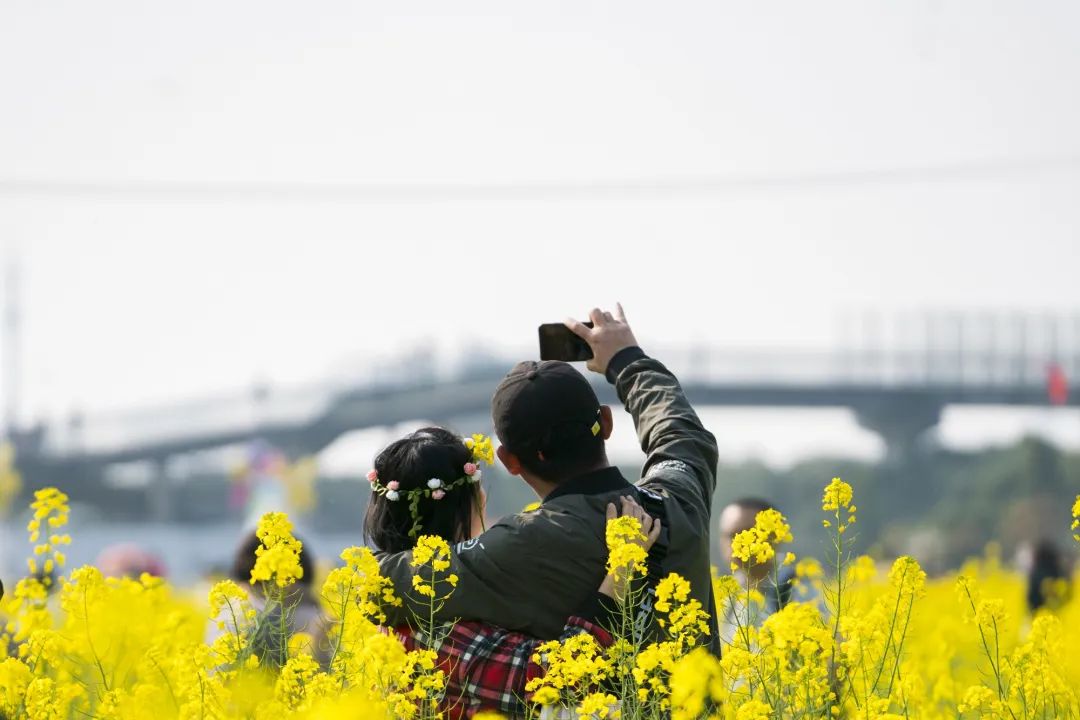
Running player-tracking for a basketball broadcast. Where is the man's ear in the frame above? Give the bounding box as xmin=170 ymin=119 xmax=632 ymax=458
xmin=599 ymin=405 xmax=615 ymax=441
xmin=497 ymin=445 xmax=523 ymax=476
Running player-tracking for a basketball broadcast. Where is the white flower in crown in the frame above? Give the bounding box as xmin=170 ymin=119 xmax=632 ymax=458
xmin=428 ymin=478 xmax=442 ymax=489
xmin=385 ymin=490 xmax=400 ymax=501
xmin=470 ymin=469 xmax=482 ymax=484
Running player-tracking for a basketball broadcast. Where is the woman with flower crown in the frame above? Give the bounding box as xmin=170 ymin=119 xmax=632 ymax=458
xmin=364 ymin=426 xmax=659 ymax=719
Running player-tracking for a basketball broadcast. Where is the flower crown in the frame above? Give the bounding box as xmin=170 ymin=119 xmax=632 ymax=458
xmin=367 ymin=433 xmax=495 ymax=538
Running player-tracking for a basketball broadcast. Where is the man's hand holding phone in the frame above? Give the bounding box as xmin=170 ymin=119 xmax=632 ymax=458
xmin=565 ymin=303 xmax=639 ymax=375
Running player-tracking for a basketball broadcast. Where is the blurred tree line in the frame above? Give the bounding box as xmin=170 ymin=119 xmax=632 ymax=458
xmin=699 ymin=436 xmax=1080 ymax=574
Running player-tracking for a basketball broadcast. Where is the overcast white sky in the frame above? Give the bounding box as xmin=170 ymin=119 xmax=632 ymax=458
xmin=2 ymin=0 xmax=1079 ymax=465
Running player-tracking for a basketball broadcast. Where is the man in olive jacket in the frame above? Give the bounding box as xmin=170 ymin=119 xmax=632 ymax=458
xmin=376 ymin=304 xmax=720 ymax=651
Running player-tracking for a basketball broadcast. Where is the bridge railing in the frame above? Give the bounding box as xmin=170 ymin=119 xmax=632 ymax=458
xmin=28 ymin=345 xmax=1080 ymax=460
xmin=656 ymin=346 xmax=1080 ymax=389
xmin=32 ymin=349 xmax=449 ymax=458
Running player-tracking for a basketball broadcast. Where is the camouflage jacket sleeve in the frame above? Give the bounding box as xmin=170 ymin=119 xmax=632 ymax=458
xmin=609 ymin=347 xmax=719 ymax=517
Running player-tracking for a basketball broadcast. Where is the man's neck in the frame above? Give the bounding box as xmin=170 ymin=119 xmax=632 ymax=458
xmin=525 ymin=458 xmax=613 ymax=500
xmin=527 ymin=477 xmax=559 ymax=500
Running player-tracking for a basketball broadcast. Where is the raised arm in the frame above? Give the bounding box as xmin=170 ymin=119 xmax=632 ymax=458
xmin=566 ymin=305 xmax=718 ymax=507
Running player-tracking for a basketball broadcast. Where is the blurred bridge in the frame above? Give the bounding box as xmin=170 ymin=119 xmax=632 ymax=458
xmin=6 ymin=312 xmax=1080 ymax=517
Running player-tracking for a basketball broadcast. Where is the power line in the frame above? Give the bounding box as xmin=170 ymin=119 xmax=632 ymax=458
xmin=0 ymin=155 xmax=1078 ymax=203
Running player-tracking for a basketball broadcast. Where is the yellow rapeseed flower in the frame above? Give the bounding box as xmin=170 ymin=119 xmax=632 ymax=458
xmin=632 ymin=640 xmax=678 ymax=705
xmin=975 ymin=598 xmax=1007 ymax=627
xmin=654 ymin=574 xmax=710 ymax=649
xmin=276 ymin=654 xmax=331 ymax=710
xmin=24 ymin=487 xmax=71 ymax=582
xmin=527 ymin=633 xmax=612 ymax=708
xmin=411 ymin=535 xmax=451 ymax=571
xmin=669 ymin=648 xmax=723 ymax=720
xmin=208 ymin=579 xmax=249 ymax=619
xmin=846 ymin=555 xmax=876 ymax=584
xmin=408 ymin=535 xmax=455 ymax=602
xmin=251 ymin=512 xmax=304 ymax=587
xmin=730 ymin=508 xmax=792 ymax=567
xmin=322 ymin=546 xmax=401 ymax=626
xmin=464 ymin=434 xmax=495 ymax=465
xmin=958 ymin=685 xmax=1003 ymax=715
xmin=605 ymin=515 xmax=648 ymax=578
xmin=888 ymin=556 xmax=926 ymax=599
xmin=0 ymin=658 xmax=32 ymax=716
xmin=821 ymin=476 xmax=853 ymax=512
xmin=736 ymin=699 xmax=772 ymax=720
xmin=578 ymin=691 xmax=618 ymax=718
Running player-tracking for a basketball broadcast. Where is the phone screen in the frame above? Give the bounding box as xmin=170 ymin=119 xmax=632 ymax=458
xmin=538 ymin=323 xmax=594 ymax=362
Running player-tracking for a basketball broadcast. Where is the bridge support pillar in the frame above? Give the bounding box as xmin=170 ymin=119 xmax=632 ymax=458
xmin=148 ymin=458 xmax=172 ymax=523
xmin=854 ymin=395 xmax=943 ymax=465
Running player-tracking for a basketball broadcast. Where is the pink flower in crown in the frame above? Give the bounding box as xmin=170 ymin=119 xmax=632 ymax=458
xmin=366 ymin=469 xmax=379 ymax=483
xmin=386 ymin=480 xmax=400 ymax=491
xmin=432 ymin=489 xmax=446 ymax=500
xmin=463 ymin=463 xmax=479 ymax=476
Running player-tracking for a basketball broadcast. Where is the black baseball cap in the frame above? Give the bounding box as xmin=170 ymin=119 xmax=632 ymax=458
xmin=491 ymin=361 xmax=602 ymax=457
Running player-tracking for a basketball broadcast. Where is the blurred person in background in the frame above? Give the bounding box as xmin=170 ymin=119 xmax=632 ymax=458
xmin=1016 ymin=539 xmax=1072 ymax=614
xmin=95 ymin=544 xmax=167 ymax=579
xmin=717 ymin=497 xmax=796 ymax=643
xmin=215 ymin=529 xmax=326 ymax=666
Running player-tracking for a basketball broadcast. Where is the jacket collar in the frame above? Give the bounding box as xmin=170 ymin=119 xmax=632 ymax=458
xmin=542 ymin=466 xmax=633 ymax=504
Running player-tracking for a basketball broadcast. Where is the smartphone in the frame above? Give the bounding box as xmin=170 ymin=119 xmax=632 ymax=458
xmin=538 ymin=322 xmax=593 ymax=362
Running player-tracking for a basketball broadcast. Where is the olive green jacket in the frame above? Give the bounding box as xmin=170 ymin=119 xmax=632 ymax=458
xmin=376 ymin=350 xmax=720 ymax=647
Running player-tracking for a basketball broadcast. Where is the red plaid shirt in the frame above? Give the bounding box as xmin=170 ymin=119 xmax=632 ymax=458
xmin=396 ymin=616 xmax=613 ymax=719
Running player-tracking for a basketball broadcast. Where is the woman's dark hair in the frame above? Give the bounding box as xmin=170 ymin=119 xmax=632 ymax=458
xmin=231 ymin=529 xmax=315 ymax=589
xmin=363 ymin=426 xmax=481 ymax=553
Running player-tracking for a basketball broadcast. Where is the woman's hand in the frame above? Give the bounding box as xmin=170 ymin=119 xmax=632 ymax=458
xmin=599 ymin=495 xmax=662 ymax=603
